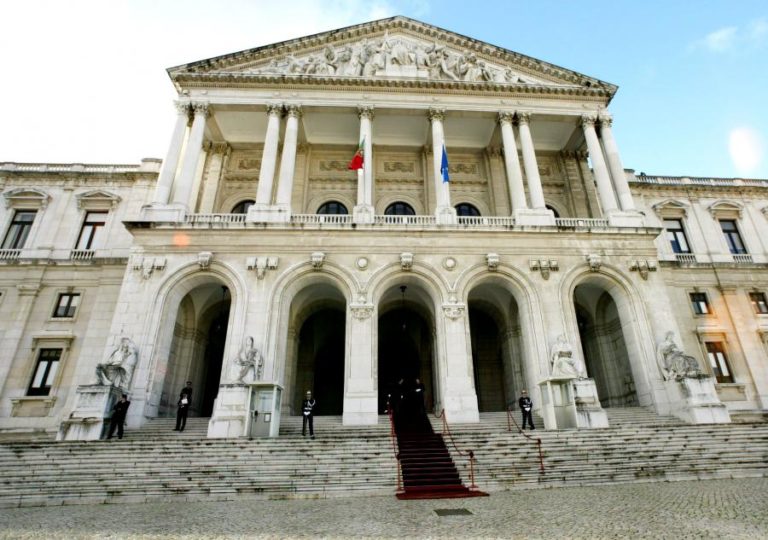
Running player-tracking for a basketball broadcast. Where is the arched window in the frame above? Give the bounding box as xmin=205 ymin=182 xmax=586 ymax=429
xmin=455 ymin=203 xmax=481 ymax=217
xmin=317 ymin=201 xmax=349 ymax=215
xmin=384 ymin=202 xmax=415 ymax=216
xmin=546 ymin=205 xmax=560 ymax=218
xmin=231 ymin=200 xmax=254 ymax=214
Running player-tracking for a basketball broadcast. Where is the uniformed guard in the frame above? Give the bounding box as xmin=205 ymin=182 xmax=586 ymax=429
xmin=518 ymin=389 xmax=535 ymax=430
xmin=302 ymin=390 xmax=317 ymax=439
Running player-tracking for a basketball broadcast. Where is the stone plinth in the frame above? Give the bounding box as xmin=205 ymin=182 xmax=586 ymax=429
xmin=675 ymin=376 xmax=731 ymax=424
xmin=539 ymin=377 xmax=577 ymax=429
xmin=207 ymin=383 xmax=249 ymax=438
xmin=572 ymin=378 xmax=609 ymax=428
xmin=607 ymin=210 xmax=645 ymax=228
xmin=514 ymin=208 xmax=556 ymax=226
xmin=352 ymin=204 xmax=375 ymax=224
xmin=57 ymin=384 xmax=122 ymax=441
xmin=247 ymin=204 xmax=290 ymax=223
xmin=139 ymin=204 xmax=186 ymax=222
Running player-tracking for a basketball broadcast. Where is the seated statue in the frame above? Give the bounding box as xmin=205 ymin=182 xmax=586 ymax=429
xmin=550 ymin=334 xmax=584 ymax=379
xmin=235 ymin=336 xmax=263 ymax=383
xmin=656 ymin=331 xmax=703 ymax=381
xmin=95 ymin=337 xmax=138 ymax=389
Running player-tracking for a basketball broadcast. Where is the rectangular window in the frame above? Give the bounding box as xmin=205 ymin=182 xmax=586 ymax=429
xmin=690 ymin=292 xmax=711 ymax=315
xmin=705 ymin=342 xmax=734 ymax=384
xmin=1 ymin=210 xmax=37 ymax=249
xmin=719 ymin=220 xmax=747 ymax=255
xmin=27 ymin=348 xmax=62 ymax=396
xmin=52 ymin=293 xmax=80 ymax=318
xmin=663 ymin=218 xmax=690 ymax=254
xmin=749 ymin=292 xmax=768 ymax=314
xmin=75 ymin=211 xmax=108 ymax=250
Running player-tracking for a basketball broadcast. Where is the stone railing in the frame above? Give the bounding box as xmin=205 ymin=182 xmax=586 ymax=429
xmin=733 ymin=254 xmax=754 ymax=264
xmin=292 ymin=214 xmax=354 ymax=225
xmin=675 ymin=253 xmax=697 ymax=265
xmin=373 ymin=215 xmax=437 ymax=226
xmin=632 ymin=175 xmax=768 ymax=188
xmin=70 ymin=249 xmax=95 ymax=261
xmin=457 ymin=216 xmax=516 ymax=227
xmin=0 ymin=249 xmax=22 ymax=261
xmin=1 ymin=163 xmax=143 ymax=174
xmin=555 ymin=217 xmax=610 ymax=228
xmin=186 ymin=213 xmax=247 ymax=224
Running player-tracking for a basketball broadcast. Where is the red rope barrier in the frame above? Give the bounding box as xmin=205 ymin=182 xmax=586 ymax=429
xmin=432 ymin=409 xmax=478 ymax=489
xmin=506 ymin=406 xmax=545 ymax=473
xmin=386 ymin=402 xmax=403 ymax=492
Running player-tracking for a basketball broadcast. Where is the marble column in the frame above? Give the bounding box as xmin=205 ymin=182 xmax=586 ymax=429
xmin=153 ymin=101 xmax=190 ymax=205
xmin=274 ymin=105 xmax=302 ymax=220
xmin=428 ymin=108 xmax=456 ymax=224
xmin=353 ymin=106 xmax=375 ymax=223
xmin=498 ymin=112 xmax=527 ymax=213
xmin=343 ymin=304 xmax=378 ymax=425
xmin=582 ymin=114 xmax=618 ymax=214
xmin=255 ymin=104 xmax=283 ymax=206
xmin=171 ymin=102 xmax=209 ymax=209
xmin=599 ymin=114 xmax=636 ymax=211
xmin=198 ymin=142 xmax=230 ymax=213
xmin=516 ymin=112 xmax=546 ymax=210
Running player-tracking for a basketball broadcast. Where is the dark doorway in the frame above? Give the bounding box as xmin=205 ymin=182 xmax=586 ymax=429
xmin=295 ymin=309 xmax=345 ymax=416
xmin=200 ymin=307 xmax=229 ymax=416
xmin=468 ymin=308 xmax=507 ymax=412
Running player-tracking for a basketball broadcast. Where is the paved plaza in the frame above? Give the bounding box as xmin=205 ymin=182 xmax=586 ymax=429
xmin=0 ymin=478 xmax=766 ymax=539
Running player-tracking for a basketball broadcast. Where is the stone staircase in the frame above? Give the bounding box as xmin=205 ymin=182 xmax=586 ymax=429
xmin=0 ymin=407 xmax=766 ymax=508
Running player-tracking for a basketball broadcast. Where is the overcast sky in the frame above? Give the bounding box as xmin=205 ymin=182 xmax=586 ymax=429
xmin=1 ymin=0 xmax=766 ymax=178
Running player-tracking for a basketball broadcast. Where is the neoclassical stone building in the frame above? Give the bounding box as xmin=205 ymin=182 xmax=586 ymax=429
xmin=1 ymin=17 xmax=766 ymax=438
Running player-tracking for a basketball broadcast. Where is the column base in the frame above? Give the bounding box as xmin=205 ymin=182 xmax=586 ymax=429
xmin=607 ymin=210 xmax=645 ymax=228
xmin=665 ymin=376 xmax=731 ymax=424
xmin=514 ymin=207 xmax=556 ymax=226
xmin=436 ymin=206 xmax=457 ymax=226
xmin=246 ymin=204 xmax=291 ymax=223
xmin=57 ymin=384 xmax=122 ymax=441
xmin=343 ymin=393 xmax=379 ymax=425
xmin=572 ymin=378 xmax=609 ymax=428
xmin=207 ymin=383 xmax=249 ymax=438
xmin=353 ymin=204 xmax=375 ymax=224
xmin=139 ymin=203 xmax=187 ymax=222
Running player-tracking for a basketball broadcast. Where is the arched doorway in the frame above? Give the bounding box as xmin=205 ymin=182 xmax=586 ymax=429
xmin=377 ymin=285 xmax=435 ymax=414
xmin=160 ymin=284 xmax=231 ymax=417
xmin=573 ymin=283 xmax=638 ymax=407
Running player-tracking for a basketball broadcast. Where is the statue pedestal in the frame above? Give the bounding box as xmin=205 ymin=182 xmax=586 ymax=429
xmin=353 ymin=204 xmax=375 ymax=224
xmin=572 ymin=378 xmax=609 ymax=428
xmin=208 ymin=383 xmax=249 ymax=438
xmin=671 ymin=377 xmax=731 ymax=424
xmin=57 ymin=384 xmax=122 ymax=441
xmin=539 ymin=377 xmax=608 ymax=429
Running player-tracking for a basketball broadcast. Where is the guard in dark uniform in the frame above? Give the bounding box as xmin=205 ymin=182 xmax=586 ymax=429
xmin=107 ymin=394 xmax=130 ymax=439
xmin=302 ymin=390 xmax=316 ymax=439
xmin=518 ymin=389 xmax=535 ymax=430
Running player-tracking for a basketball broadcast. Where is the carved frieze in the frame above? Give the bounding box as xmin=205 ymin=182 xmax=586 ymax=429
xmin=246 ymin=256 xmax=279 ymax=279
xmin=311 ymin=252 xmax=326 ymax=270
xmin=530 ymin=259 xmax=559 ymax=280
xmin=383 ymin=162 xmax=415 ymax=173
xmin=198 ymin=252 xmax=213 ymax=270
xmin=400 ymin=252 xmax=413 ymax=271
xmin=442 ymin=304 xmax=466 ymax=320
xmin=350 ymin=304 xmax=374 ymax=320
xmin=131 ymin=255 xmax=166 ymax=280
xmin=629 ymin=259 xmax=657 ymax=280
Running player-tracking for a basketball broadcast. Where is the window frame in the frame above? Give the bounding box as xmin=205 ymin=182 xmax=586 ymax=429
xmin=52 ymin=292 xmax=81 ymax=319
xmin=27 ymin=348 xmax=63 ymax=396
xmin=75 ymin=211 xmax=108 ymax=250
xmin=704 ymin=341 xmax=735 ymax=384
xmin=663 ymin=218 xmax=691 ymax=254
xmin=748 ymin=292 xmax=768 ymax=315
xmin=317 ymin=201 xmax=349 ymax=215
xmin=384 ymin=201 xmax=416 ymax=216
xmin=719 ymin=219 xmax=747 ymax=255
xmin=1 ymin=210 xmax=38 ymax=250
xmin=454 ymin=203 xmax=481 ymax=217
xmin=231 ymin=200 xmax=255 ymax=214
xmin=689 ymin=292 xmax=712 ymax=316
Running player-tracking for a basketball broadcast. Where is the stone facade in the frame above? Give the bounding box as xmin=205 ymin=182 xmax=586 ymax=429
xmin=0 ymin=17 xmax=766 ymax=438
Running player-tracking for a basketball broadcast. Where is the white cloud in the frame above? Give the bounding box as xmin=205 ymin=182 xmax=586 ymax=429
xmin=691 ymin=17 xmax=768 ymax=53
xmin=748 ymin=17 xmax=768 ymax=42
xmin=728 ymin=127 xmax=765 ymax=176
xmin=703 ymin=26 xmax=738 ymax=51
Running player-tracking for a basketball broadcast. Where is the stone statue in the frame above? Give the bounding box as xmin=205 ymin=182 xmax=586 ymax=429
xmin=235 ymin=336 xmax=263 ymax=383
xmin=95 ymin=337 xmax=138 ymax=389
xmin=550 ymin=334 xmax=583 ymax=379
xmin=656 ymin=331 xmax=703 ymax=381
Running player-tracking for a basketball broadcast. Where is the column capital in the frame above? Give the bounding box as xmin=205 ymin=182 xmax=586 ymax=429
xmin=516 ymin=111 xmax=532 ymax=125
xmin=174 ymin=100 xmax=191 ymax=115
xmin=266 ymin=103 xmax=283 ymax=116
xmin=286 ymin=104 xmax=303 ymax=118
xmin=498 ymin=111 xmax=515 ymax=124
xmin=357 ymin=105 xmax=375 ymax=120
xmin=191 ymin=102 xmax=210 ymax=117
xmin=427 ymin=107 xmax=446 ymax=122
xmin=204 ymin=141 xmax=230 ymax=155
xmin=581 ymin=114 xmax=598 ymax=127
xmin=599 ymin=113 xmax=613 ymax=127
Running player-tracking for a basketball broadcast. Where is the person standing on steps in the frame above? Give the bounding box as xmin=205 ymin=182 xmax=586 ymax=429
xmin=412 ymin=378 xmax=425 ymax=415
xmin=518 ymin=389 xmax=535 ymax=430
xmin=107 ymin=393 xmax=130 ymax=439
xmin=302 ymin=390 xmax=316 ymax=439
xmin=175 ymin=381 xmax=193 ymax=432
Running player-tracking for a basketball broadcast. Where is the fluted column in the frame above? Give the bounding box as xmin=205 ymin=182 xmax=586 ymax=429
xmin=516 ymin=112 xmax=546 ymax=210
xmin=428 ymin=108 xmax=454 ymax=224
xmin=359 ymin=106 xmax=374 ymax=206
xmin=599 ymin=114 xmax=636 ymax=211
xmin=154 ymin=101 xmax=190 ymax=205
xmin=255 ymin=104 xmax=283 ymax=205
xmin=198 ymin=142 xmax=230 ymax=213
xmin=582 ymin=114 xmax=618 ymax=213
xmin=172 ymin=102 xmax=209 ymax=208
xmin=498 ymin=112 xmax=527 ymax=213
xmin=274 ymin=105 xmax=302 ymax=214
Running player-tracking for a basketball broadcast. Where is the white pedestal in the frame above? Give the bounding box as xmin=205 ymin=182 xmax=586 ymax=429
xmin=246 ymin=204 xmax=290 ymax=223
xmin=57 ymin=384 xmax=122 ymax=441
xmin=607 ymin=210 xmax=645 ymax=228
xmin=207 ymin=383 xmax=250 ymax=438
xmin=139 ymin=204 xmax=186 ymax=222
xmin=673 ymin=376 xmax=731 ymax=424
xmin=343 ymin=392 xmax=379 ymax=425
xmin=572 ymin=378 xmax=609 ymax=428
xmin=435 ymin=206 xmax=458 ymax=226
xmin=514 ymin=208 xmax=556 ymax=226
xmin=538 ymin=377 xmax=577 ymax=429
xmin=352 ymin=204 xmax=375 ymax=224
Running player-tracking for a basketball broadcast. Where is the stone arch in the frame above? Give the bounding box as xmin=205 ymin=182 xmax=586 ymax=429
xmin=306 ymin=193 xmax=356 ymax=215
xmin=376 ymin=194 xmax=425 ymax=215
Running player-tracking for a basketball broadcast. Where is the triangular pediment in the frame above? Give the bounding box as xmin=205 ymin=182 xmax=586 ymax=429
xmin=169 ymin=16 xmax=615 ymax=96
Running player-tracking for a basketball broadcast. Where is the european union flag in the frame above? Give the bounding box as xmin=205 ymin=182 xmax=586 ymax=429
xmin=440 ymin=145 xmax=450 ymax=182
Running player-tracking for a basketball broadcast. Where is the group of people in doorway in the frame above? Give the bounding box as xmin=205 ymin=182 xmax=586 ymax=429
xmin=387 ymin=377 xmax=426 ymax=415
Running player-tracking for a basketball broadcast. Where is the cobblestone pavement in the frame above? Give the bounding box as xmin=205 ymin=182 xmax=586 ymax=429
xmin=1 ymin=478 xmax=766 ymax=539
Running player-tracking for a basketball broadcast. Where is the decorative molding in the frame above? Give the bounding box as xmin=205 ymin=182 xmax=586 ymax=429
xmin=266 ymin=103 xmax=283 ymax=116
xmin=427 ymin=107 xmax=446 ymax=122
xmin=383 ymin=161 xmax=415 ymax=173
xmin=498 ymin=111 xmax=514 ymax=124
xmin=246 ymin=256 xmax=279 ymax=279
xmin=529 ymin=258 xmax=559 ymax=280
xmin=131 ymin=255 xmax=167 ymax=280
xmin=319 ymin=161 xmax=351 ymax=172
xmin=443 ymin=257 xmax=457 ymax=271
xmin=586 ymin=254 xmax=602 ymax=272
xmin=442 ymin=303 xmax=466 ymax=320
xmin=285 ymin=104 xmax=303 ymax=118
xmin=356 ymin=257 xmax=369 ymax=270
xmin=485 ymin=253 xmax=499 ymax=271
xmin=197 ymin=251 xmax=213 ymax=269
xmin=3 ymin=187 xmax=50 ymax=209
xmin=580 ymin=114 xmax=598 ymax=128
xmin=652 ymin=198 xmax=689 ymax=218
xmin=708 ymin=199 xmax=743 ymax=219
xmin=311 ymin=251 xmax=326 ymax=270
xmin=629 ymin=259 xmax=657 ymax=280
xmin=75 ymin=189 xmax=121 ymax=210
xmin=357 ymin=105 xmax=375 ymax=120
xmin=516 ymin=111 xmax=532 ymax=125
xmin=236 ymin=157 xmax=261 ymax=171
xmin=191 ymin=101 xmax=210 ymax=116
xmin=400 ymin=252 xmax=413 ymax=271
xmin=350 ymin=304 xmax=374 ymax=320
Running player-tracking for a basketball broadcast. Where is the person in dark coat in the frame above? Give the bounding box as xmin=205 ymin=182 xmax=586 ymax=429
xmin=412 ymin=378 xmax=426 ymax=414
xmin=302 ymin=390 xmax=316 ymax=439
xmin=518 ymin=389 xmax=535 ymax=430
xmin=175 ymin=382 xmax=193 ymax=432
xmin=107 ymin=394 xmax=130 ymax=439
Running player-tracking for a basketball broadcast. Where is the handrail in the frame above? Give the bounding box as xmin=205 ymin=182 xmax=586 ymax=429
xmin=432 ymin=409 xmax=478 ymax=490
xmin=385 ymin=402 xmax=403 ymax=493
xmin=506 ymin=406 xmax=545 ymax=472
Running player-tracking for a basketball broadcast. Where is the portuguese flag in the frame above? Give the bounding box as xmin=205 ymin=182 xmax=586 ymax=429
xmin=348 ymin=137 xmax=365 ymax=170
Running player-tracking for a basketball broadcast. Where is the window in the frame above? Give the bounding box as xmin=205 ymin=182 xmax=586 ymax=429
xmin=455 ymin=203 xmax=480 ymax=217
xmin=317 ymin=201 xmax=349 ymax=215
xmin=52 ymin=293 xmax=80 ymax=318
xmin=749 ymin=292 xmax=768 ymax=314
xmin=705 ymin=342 xmax=734 ymax=384
xmin=384 ymin=202 xmax=415 ymax=216
xmin=689 ymin=292 xmax=711 ymax=315
xmin=231 ymin=200 xmax=254 ymax=214
xmin=663 ymin=218 xmax=690 ymax=254
xmin=27 ymin=349 xmax=62 ymax=396
xmin=545 ymin=205 xmax=560 ymax=218
xmin=75 ymin=211 xmax=107 ymax=250
xmin=1 ymin=210 xmax=36 ymax=249
xmin=719 ymin=220 xmax=747 ymax=254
